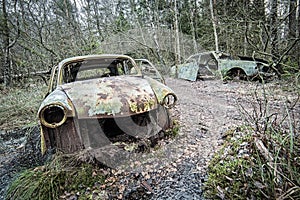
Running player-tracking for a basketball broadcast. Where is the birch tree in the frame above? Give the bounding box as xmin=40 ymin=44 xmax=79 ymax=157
xmin=174 ymin=0 xmax=181 ymax=64
xmin=209 ymin=0 xmax=218 ymax=52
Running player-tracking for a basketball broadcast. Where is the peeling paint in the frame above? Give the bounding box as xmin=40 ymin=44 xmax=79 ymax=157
xmin=37 ymin=89 xmax=75 ymax=117
xmin=89 ymin=96 xmax=123 ymax=116
xmin=218 ymin=59 xmax=258 ymax=76
xmin=129 ymin=98 xmax=156 ymax=113
xmin=145 ymin=77 xmax=177 ymax=105
xmin=61 ymin=76 xmax=158 ymax=118
xmin=177 ymin=62 xmax=199 ymax=81
xmin=38 ymin=54 xmax=178 ymax=154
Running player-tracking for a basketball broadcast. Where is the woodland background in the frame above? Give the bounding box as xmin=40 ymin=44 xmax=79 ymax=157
xmin=1 ymin=1 xmax=300 ymax=199
xmin=1 ymin=0 xmax=300 ymax=86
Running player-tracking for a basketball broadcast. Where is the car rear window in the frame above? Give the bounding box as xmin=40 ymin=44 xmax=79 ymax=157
xmin=61 ymin=58 xmax=139 ymax=83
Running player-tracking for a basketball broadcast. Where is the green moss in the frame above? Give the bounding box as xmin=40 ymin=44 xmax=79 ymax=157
xmin=205 ymin=125 xmax=300 ymax=199
xmin=204 ymin=128 xmax=254 ymax=199
xmin=165 ymin=119 xmax=180 ymax=137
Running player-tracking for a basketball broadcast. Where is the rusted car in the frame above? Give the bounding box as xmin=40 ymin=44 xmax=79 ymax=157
xmin=38 ymin=54 xmax=177 ymax=156
xmin=171 ymin=51 xmax=270 ymax=81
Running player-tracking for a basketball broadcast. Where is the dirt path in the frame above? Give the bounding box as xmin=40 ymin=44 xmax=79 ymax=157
xmin=107 ymin=78 xmax=260 ymax=199
xmin=143 ymin=78 xmax=250 ymax=199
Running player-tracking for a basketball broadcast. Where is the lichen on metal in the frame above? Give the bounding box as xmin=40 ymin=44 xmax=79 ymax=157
xmin=38 ymin=54 xmax=177 ymax=155
xmin=89 ymin=96 xmax=123 ymax=116
xmin=129 ymin=98 xmax=156 ymax=113
xmin=145 ymin=76 xmax=177 ymax=105
xmin=61 ymin=76 xmax=158 ymax=118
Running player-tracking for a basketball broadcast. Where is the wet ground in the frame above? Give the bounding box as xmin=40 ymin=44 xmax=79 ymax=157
xmin=0 ymin=126 xmax=45 ymax=199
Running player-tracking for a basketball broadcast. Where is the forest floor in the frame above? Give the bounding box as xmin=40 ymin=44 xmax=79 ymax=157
xmin=1 ymin=77 xmax=299 ymax=199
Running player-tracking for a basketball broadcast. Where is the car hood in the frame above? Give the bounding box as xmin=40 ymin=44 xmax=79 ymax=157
xmin=60 ymin=76 xmax=158 ymax=118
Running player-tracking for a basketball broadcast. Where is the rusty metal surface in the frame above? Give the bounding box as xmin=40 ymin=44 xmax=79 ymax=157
xmin=144 ymin=76 xmax=177 ymax=104
xmin=56 ymin=54 xmax=142 ymax=86
xmin=38 ymin=54 xmax=178 ymax=154
xmin=61 ymin=76 xmax=159 ymax=118
xmin=41 ymin=118 xmax=83 ymax=153
xmin=39 ymin=54 xmax=177 ymax=120
xmin=37 ymin=89 xmax=75 ymax=117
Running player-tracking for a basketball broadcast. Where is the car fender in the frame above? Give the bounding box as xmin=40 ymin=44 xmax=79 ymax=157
xmin=145 ymin=77 xmax=177 ymax=107
xmin=218 ymin=59 xmax=258 ymax=76
xmin=37 ymin=89 xmax=75 ymax=118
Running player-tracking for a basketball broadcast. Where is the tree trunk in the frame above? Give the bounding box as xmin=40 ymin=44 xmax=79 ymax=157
xmin=190 ymin=0 xmax=198 ymax=52
xmin=297 ymin=0 xmax=300 ymax=69
xmin=2 ymin=0 xmax=11 ymax=86
xmin=296 ymin=0 xmax=300 ymax=38
xmin=174 ymin=0 xmax=181 ymax=64
xmin=210 ymin=0 xmax=219 ymax=52
xmin=290 ymin=0 xmax=300 ymax=69
xmin=270 ymin=0 xmax=278 ymax=60
xmin=289 ymin=0 xmax=296 ymax=38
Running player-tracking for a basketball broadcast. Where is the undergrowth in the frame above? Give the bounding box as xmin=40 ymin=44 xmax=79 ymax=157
xmin=6 ymin=154 xmax=106 ymax=200
xmin=0 ymin=81 xmax=47 ymax=130
xmin=205 ymin=80 xmax=300 ymax=199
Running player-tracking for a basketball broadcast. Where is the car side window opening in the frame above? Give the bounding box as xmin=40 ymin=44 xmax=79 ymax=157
xmin=63 ymin=63 xmax=80 ymax=83
xmin=126 ymin=60 xmax=140 ymax=75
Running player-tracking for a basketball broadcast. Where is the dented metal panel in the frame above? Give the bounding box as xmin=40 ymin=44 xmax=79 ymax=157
xmin=61 ymin=76 xmax=158 ymax=118
xmin=38 ymin=54 xmax=177 ymax=155
xmin=172 ymin=51 xmax=264 ymax=81
xmin=41 ymin=118 xmax=83 ymax=153
xmin=176 ymin=62 xmax=199 ymax=81
xmin=218 ymin=59 xmax=258 ymax=76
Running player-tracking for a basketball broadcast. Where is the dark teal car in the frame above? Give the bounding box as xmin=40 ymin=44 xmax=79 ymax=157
xmin=171 ymin=51 xmax=271 ymax=81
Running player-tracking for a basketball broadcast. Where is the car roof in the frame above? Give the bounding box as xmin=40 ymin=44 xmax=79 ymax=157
xmin=58 ymin=54 xmax=136 ymax=67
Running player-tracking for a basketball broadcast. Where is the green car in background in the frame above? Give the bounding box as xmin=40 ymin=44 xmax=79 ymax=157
xmin=171 ymin=51 xmax=271 ymax=81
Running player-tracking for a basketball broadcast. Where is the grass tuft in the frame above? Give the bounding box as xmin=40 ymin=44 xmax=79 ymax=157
xmin=6 ymin=154 xmax=105 ymax=200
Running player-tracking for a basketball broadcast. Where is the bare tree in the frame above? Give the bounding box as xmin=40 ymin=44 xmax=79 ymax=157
xmin=1 ymin=0 xmax=19 ymax=86
xmin=189 ymin=0 xmax=198 ymax=52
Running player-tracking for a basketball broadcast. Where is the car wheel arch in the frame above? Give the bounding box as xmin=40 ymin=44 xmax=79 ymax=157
xmin=225 ymin=67 xmax=248 ymax=80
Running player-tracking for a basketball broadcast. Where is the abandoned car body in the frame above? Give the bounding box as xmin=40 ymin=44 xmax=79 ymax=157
xmin=38 ymin=54 xmax=177 ymax=156
xmin=171 ymin=51 xmax=269 ymax=81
